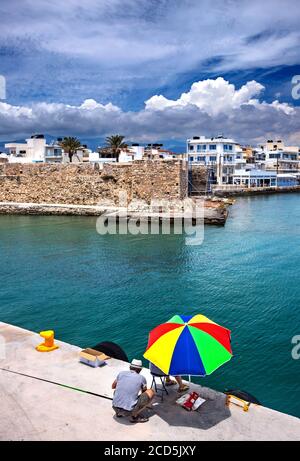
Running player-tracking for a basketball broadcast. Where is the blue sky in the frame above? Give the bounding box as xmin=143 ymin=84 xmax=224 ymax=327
xmin=0 ymin=0 xmax=300 ymax=150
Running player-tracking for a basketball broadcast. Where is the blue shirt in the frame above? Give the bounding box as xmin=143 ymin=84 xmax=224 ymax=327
xmin=112 ymin=370 xmax=147 ymax=411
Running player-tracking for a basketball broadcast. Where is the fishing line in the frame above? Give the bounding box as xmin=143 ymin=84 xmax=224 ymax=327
xmin=0 ymin=367 xmax=113 ymax=401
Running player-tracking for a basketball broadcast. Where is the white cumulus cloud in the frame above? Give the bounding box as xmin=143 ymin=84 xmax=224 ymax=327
xmin=0 ymin=78 xmax=299 ymax=145
xmin=145 ymin=77 xmax=294 ymax=116
xmin=79 ymin=99 xmax=120 ymax=112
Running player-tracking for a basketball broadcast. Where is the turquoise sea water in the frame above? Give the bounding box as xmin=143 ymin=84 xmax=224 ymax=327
xmin=0 ymin=194 xmax=299 ymax=417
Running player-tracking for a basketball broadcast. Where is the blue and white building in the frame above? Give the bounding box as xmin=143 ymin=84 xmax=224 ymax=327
xmin=187 ymin=135 xmax=246 ymax=185
xmin=232 ymin=169 xmax=277 ymax=187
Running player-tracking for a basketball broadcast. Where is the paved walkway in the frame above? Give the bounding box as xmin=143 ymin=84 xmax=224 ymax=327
xmin=0 ymin=322 xmax=299 ymax=441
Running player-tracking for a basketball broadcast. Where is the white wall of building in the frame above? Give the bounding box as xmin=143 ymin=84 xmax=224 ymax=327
xmin=256 ymin=140 xmax=300 ymax=172
xmin=5 ymin=137 xmax=63 ymax=163
xmin=187 ymin=135 xmax=246 ymax=185
xmin=89 ymin=152 xmax=117 ymax=163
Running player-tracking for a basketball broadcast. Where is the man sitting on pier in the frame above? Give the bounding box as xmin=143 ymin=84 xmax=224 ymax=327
xmin=112 ymin=359 xmax=155 ymax=423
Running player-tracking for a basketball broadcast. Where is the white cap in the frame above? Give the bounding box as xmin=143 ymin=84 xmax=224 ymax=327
xmin=131 ymin=359 xmax=142 ymax=369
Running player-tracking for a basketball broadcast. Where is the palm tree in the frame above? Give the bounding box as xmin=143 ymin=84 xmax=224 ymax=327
xmin=59 ymin=137 xmax=82 ymax=163
xmin=105 ymin=135 xmax=127 ymax=162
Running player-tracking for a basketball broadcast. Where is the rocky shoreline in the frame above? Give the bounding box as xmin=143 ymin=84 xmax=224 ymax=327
xmin=0 ymin=199 xmax=230 ymax=225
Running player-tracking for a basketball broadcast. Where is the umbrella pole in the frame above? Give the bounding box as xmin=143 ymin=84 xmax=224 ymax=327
xmin=188 ymin=375 xmax=191 ymax=382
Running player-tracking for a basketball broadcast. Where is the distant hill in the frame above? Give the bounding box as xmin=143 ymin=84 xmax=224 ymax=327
xmin=0 ymin=140 xmax=11 ymax=152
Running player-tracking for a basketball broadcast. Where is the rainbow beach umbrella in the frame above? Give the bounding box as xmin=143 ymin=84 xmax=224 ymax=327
xmin=144 ymin=314 xmax=232 ymax=376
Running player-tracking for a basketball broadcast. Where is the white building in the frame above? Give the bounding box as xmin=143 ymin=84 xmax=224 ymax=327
xmin=256 ymin=140 xmax=299 ymax=173
xmin=144 ymin=147 xmax=179 ymax=161
xmin=232 ymin=170 xmax=299 ymax=188
xmin=89 ymin=144 xmax=145 ymax=164
xmin=5 ymin=135 xmax=63 ymax=163
xmin=187 ymin=135 xmax=246 ymax=185
xmin=119 ymin=145 xmax=145 ymax=162
xmin=232 ymin=169 xmax=277 ymax=188
xmin=90 ymin=144 xmax=178 ymax=164
xmin=66 ymin=145 xmax=91 ymax=163
xmin=88 ymin=151 xmax=114 ymax=164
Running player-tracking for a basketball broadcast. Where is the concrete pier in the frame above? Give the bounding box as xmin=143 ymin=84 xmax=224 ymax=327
xmin=0 ymin=322 xmax=299 ymax=441
xmin=212 ymin=185 xmax=300 ymax=197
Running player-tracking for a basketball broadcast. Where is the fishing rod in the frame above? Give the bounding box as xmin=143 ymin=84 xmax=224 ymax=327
xmin=0 ymin=367 xmax=113 ymax=401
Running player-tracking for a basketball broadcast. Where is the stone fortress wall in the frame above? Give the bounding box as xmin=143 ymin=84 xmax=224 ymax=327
xmin=0 ymin=160 xmax=188 ymax=205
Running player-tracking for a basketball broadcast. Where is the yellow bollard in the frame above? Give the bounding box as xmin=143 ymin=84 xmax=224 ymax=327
xmin=36 ymin=330 xmax=59 ymax=352
xmin=226 ymin=394 xmax=250 ymax=412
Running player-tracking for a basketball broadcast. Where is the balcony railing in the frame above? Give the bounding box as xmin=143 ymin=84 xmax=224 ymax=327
xmin=45 ymin=152 xmax=62 ymax=157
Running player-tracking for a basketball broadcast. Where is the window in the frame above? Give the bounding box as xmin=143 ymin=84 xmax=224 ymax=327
xmin=189 ymin=145 xmax=194 ymax=151
xmin=209 ymin=156 xmax=217 ymax=162
xmin=197 ymin=156 xmax=205 ymax=162
xmin=224 ymin=144 xmax=233 ymax=151
xmin=190 ymin=156 xmax=194 ymax=162
xmin=197 ymin=144 xmax=206 ymax=151
xmin=209 ymin=144 xmax=217 ymax=150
